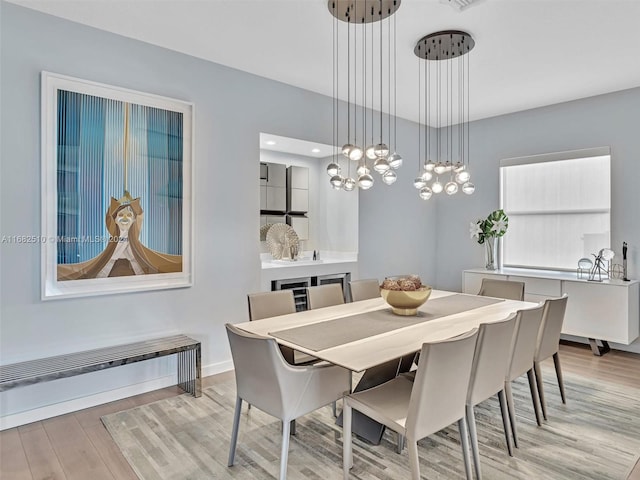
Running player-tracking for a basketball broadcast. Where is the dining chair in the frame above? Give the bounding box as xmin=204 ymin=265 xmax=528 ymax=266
xmin=478 ymin=278 xmax=525 ymax=301
xmin=534 ymin=294 xmax=569 ymax=421
xmin=307 ymin=283 xmax=345 ymax=309
xmin=342 ymin=328 xmax=479 ymax=480
xmin=348 ymin=279 xmax=380 ymax=302
xmin=466 ymin=314 xmax=517 ymax=480
xmin=226 ymin=323 xmax=350 ymax=480
xmin=248 ymin=290 xmax=314 ymax=365
xmin=504 ymin=303 xmax=546 ymax=447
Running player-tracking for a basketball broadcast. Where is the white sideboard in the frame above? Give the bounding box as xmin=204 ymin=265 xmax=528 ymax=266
xmin=463 ymin=268 xmax=639 ymax=353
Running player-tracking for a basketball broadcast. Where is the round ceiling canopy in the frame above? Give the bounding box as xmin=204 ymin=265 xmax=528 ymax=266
xmin=328 ymin=0 xmax=401 ymax=24
xmin=414 ymin=30 xmax=475 ymax=61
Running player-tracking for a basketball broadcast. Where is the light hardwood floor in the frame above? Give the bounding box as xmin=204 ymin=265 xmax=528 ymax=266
xmin=1 ymin=343 xmax=639 ymax=480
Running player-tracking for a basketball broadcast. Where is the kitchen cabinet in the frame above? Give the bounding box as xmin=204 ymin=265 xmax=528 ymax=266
xmin=287 ymin=215 xmax=309 ymax=240
xmin=260 ymin=162 xmax=287 ymax=213
xmin=462 ymin=268 xmax=639 ymax=353
xmin=286 ymin=166 xmax=309 ymax=213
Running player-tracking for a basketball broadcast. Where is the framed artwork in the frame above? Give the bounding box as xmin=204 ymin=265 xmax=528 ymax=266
xmin=41 ymin=72 xmax=193 ymax=299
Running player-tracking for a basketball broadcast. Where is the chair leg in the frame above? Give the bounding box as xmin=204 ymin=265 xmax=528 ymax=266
xmin=534 ymin=361 xmax=548 ymax=421
xmin=553 ymin=352 xmax=566 ymax=404
xmin=497 ymin=390 xmax=514 ymax=456
xmin=458 ymin=417 xmax=473 ymax=480
xmin=333 ymin=400 xmax=338 ymax=418
xmin=228 ymin=396 xmax=242 ymax=467
xmin=504 ymin=381 xmax=518 ymax=448
xmin=526 ymin=368 xmax=542 ymax=426
xmin=466 ymin=404 xmax=482 ymax=480
xmin=397 ymin=433 xmax=404 ymax=454
xmin=407 ymin=440 xmax=421 ymax=480
xmin=280 ymin=419 xmax=291 ymax=480
xmin=291 ymin=420 xmax=296 ymax=436
xmin=343 ymin=402 xmax=353 ymax=478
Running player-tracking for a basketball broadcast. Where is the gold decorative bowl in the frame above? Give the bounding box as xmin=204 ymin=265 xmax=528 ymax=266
xmin=380 ymin=286 xmax=432 ymax=316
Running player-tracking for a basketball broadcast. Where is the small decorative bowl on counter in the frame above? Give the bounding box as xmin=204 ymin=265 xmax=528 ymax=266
xmin=380 ymin=275 xmax=432 ymax=316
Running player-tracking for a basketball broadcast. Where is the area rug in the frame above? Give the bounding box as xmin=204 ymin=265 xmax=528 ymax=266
xmin=102 ymin=367 xmax=640 ymax=480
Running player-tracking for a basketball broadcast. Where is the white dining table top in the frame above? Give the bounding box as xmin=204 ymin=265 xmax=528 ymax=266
xmin=234 ymin=289 xmax=537 ymax=372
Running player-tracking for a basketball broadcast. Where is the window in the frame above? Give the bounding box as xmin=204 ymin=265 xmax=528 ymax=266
xmin=500 ymin=147 xmax=610 ymax=271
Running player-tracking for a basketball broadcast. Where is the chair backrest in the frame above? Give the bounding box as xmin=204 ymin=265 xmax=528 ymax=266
xmin=247 ymin=290 xmax=296 ymax=321
xmin=478 ymin=278 xmax=525 ymax=301
xmin=507 ymin=303 xmax=546 ymax=381
xmin=467 ymin=314 xmax=517 ymax=406
xmin=225 ymin=323 xmax=288 ymax=417
xmin=349 ymin=279 xmax=380 ymax=302
xmin=405 ymin=328 xmax=479 ymax=441
xmin=535 ymin=294 xmax=569 ymax=362
xmin=307 ymin=283 xmax=345 ymax=309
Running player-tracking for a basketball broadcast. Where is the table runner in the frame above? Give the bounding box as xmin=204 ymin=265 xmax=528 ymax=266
xmin=270 ymin=294 xmax=502 ymax=352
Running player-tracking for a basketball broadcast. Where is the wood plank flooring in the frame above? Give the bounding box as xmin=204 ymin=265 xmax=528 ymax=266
xmin=1 ymin=344 xmax=639 ymax=480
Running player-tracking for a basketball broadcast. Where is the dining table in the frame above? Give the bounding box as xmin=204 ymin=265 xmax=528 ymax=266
xmin=234 ymin=289 xmax=536 ymax=372
xmin=234 ymin=289 xmax=537 ymax=444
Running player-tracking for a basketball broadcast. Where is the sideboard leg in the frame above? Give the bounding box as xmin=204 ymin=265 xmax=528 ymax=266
xmin=588 ymin=338 xmax=611 ymax=356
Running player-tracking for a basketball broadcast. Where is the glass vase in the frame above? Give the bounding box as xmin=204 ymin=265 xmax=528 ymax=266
xmin=484 ymin=236 xmax=498 ymax=270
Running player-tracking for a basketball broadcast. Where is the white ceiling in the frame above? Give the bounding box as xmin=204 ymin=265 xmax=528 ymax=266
xmin=9 ymin=0 xmax=640 ymax=123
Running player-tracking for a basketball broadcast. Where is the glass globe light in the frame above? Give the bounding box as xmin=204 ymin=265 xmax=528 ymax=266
xmin=445 ymin=181 xmax=459 ymax=195
xmin=330 ymin=174 xmax=344 ymax=189
xmin=356 ymin=164 xmax=370 ymax=177
xmin=326 ymin=162 xmax=340 ymax=177
xmin=342 ymin=143 xmax=354 ymax=158
xmin=388 ymin=152 xmax=403 ymax=169
xmin=373 ymin=143 xmax=390 ymax=158
xmin=349 ymin=146 xmax=364 ymax=161
xmin=382 ymin=170 xmax=397 ymax=185
xmin=431 ymin=180 xmax=443 ymax=193
xmin=358 ymin=173 xmax=374 ymax=190
xmin=455 ymin=170 xmax=471 ymax=184
xmin=462 ymin=182 xmax=475 ymax=195
xmin=373 ymin=157 xmax=390 ymax=174
xmin=425 ymin=161 xmax=436 ymax=172
xmin=343 ymin=177 xmax=356 ymax=191
xmin=453 ymin=162 xmax=465 ymax=173
xmin=413 ymin=176 xmax=427 ymax=189
xmin=365 ymin=145 xmax=377 ymax=160
xmin=434 ymin=163 xmax=447 ymax=175
xmin=419 ymin=187 xmax=433 ymax=200
xmin=421 ymin=170 xmax=433 ymax=182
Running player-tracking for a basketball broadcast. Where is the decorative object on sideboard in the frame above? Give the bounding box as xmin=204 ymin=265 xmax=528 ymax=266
xmin=413 ymin=30 xmax=475 ymax=200
xmin=265 ymin=223 xmax=300 ymax=260
xmin=326 ymin=0 xmax=403 ymax=192
xmin=623 ymin=241 xmax=630 ymax=281
xmin=470 ymin=209 xmax=509 ymax=270
xmin=380 ymin=275 xmax=432 ymax=316
xmin=577 ymin=257 xmax=593 ymax=279
xmin=260 ymin=223 xmax=273 ymax=242
xmin=588 ymin=248 xmax=614 ymax=282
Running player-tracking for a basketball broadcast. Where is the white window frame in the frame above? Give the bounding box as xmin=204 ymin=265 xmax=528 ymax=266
xmin=499 ymin=146 xmax=611 ymax=272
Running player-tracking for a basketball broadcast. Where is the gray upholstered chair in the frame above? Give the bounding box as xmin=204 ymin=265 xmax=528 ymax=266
xmin=348 ymin=279 xmax=380 ymax=302
xmin=307 ymin=283 xmax=345 ymax=309
xmin=466 ymin=315 xmax=517 ymax=480
xmin=478 ymin=278 xmax=525 ymax=301
xmin=534 ymin=294 xmax=569 ymax=420
xmin=248 ymin=290 xmax=300 ymax=365
xmin=342 ymin=328 xmax=479 ymax=480
xmin=504 ymin=303 xmax=546 ymax=447
xmin=226 ymin=324 xmax=350 ymax=480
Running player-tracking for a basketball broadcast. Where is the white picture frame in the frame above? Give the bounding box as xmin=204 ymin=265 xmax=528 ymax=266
xmin=41 ymin=72 xmax=194 ymax=299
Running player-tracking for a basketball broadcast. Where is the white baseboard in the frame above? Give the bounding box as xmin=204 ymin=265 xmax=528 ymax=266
xmin=0 ymin=360 xmax=234 ymax=431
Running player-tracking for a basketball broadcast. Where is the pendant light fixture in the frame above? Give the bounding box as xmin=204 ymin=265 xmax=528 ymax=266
xmin=414 ymin=30 xmax=475 ymax=199
xmin=327 ymin=0 xmax=402 ymax=191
